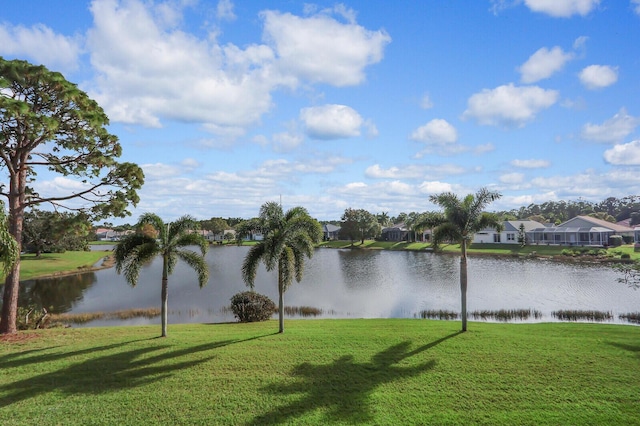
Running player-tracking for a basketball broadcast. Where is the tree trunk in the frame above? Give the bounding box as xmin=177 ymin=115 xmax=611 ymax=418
xmin=278 ymin=266 xmax=284 ymax=333
xmin=0 ymin=171 xmax=26 ymax=335
xmin=460 ymin=239 xmax=468 ymax=332
xmin=160 ymin=255 xmax=169 ymax=337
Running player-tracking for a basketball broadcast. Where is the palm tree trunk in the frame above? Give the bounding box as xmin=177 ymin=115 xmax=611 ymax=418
xmin=278 ymin=268 xmax=284 ymax=334
xmin=161 ymin=255 xmax=169 ymax=337
xmin=460 ymin=239 xmax=468 ymax=332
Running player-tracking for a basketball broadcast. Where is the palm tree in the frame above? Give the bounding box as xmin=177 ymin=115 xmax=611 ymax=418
xmin=241 ymin=202 xmax=322 ymax=333
xmin=114 ymin=213 xmax=209 ymax=337
xmin=420 ymin=188 xmax=502 ymax=332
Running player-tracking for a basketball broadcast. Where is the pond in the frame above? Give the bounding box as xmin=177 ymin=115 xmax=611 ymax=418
xmin=10 ymin=246 xmax=640 ymax=327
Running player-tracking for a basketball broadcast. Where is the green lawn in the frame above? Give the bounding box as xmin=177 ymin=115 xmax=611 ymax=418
xmin=2 ymin=251 xmax=112 ymax=281
xmin=1 ymin=320 xmax=638 ymax=425
xmin=319 ymin=240 xmax=640 ymax=260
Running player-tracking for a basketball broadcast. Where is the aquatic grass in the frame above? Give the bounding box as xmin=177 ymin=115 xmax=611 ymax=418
xmin=51 ymin=308 xmax=161 ymax=324
xmin=552 ymin=310 xmax=613 ymax=322
xmin=1 ymin=320 xmax=639 ymax=425
xmin=619 ymin=312 xmax=640 ymax=324
xmin=417 ymin=309 xmax=459 ymax=320
xmin=469 ymin=309 xmax=543 ymax=321
xmin=284 ymin=306 xmax=323 ymax=317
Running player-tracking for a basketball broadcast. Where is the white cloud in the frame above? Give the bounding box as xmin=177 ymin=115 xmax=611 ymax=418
xmin=475 ymin=143 xmax=496 ymax=154
xmin=420 ymin=93 xmax=434 ymax=109
xmin=500 ymin=172 xmax=525 ymax=184
xmin=141 ymin=163 xmax=183 ymax=178
xmin=633 ymin=0 xmax=640 ymax=15
xmin=511 ymin=159 xmax=551 ymax=168
xmin=86 ymin=0 xmax=277 ymax=129
xmin=463 ymin=83 xmax=558 ymax=127
xmin=409 ymin=119 xmax=458 ymax=144
xmin=580 ymin=108 xmax=640 ymax=143
xmin=573 ymin=36 xmax=588 ymax=50
xmin=216 ymin=0 xmax=236 ymax=21
xmin=300 ymin=104 xmax=364 ymax=139
xmin=524 ymin=0 xmax=600 ymax=17
xmin=604 ymin=140 xmax=640 ymax=165
xmin=579 ymin=65 xmax=618 ymax=89
xmin=261 ymin=9 xmax=391 ymax=87
xmin=0 ymin=23 xmax=81 ymax=72
xmin=365 ymin=164 xmax=466 ymax=180
xmin=83 ymin=0 xmax=388 ymax=134
xmin=272 ymin=131 xmax=304 ymax=151
xmin=418 ymin=181 xmax=456 ymax=194
xmin=519 ymin=46 xmax=574 ymax=83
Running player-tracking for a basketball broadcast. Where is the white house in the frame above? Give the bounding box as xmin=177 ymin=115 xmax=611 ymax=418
xmin=473 ymin=220 xmax=545 ymax=244
xmin=526 ymin=215 xmax=634 ymax=246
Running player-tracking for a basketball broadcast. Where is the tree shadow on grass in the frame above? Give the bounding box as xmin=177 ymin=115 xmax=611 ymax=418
xmin=250 ymin=331 xmax=461 ymax=425
xmin=0 ymin=339 xmax=238 ymax=407
xmin=607 ymin=341 xmax=640 ymax=359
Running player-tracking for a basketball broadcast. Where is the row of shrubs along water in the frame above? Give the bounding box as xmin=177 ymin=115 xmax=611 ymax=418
xmin=417 ymin=309 xmax=543 ymax=321
xmin=418 ymin=308 xmax=640 ymax=323
xmin=17 ymin=290 xmax=640 ymax=328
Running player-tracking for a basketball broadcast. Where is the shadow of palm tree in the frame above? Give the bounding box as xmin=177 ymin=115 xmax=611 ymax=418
xmin=0 ymin=340 xmax=233 ymax=407
xmin=608 ymin=341 xmax=640 ymax=358
xmin=250 ymin=331 xmax=460 ymax=424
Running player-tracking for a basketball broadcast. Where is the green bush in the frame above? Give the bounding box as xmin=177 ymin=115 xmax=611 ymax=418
xmin=621 ymin=253 xmax=631 ymax=260
xmin=229 ymin=291 xmax=276 ymax=323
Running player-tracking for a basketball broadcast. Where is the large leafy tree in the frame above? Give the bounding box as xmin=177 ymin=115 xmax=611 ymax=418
xmin=241 ymin=202 xmax=322 ymax=333
xmin=0 ymin=58 xmax=144 ymax=334
xmin=23 ymin=209 xmax=91 ymax=256
xmin=420 ymin=188 xmax=502 ymax=332
xmin=339 ymin=208 xmax=379 ymax=244
xmin=114 ymin=214 xmax=209 ymax=338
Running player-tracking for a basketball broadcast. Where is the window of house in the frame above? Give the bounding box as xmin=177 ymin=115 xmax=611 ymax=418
xmin=507 ymin=233 xmax=515 ymax=241
xmin=493 ymin=234 xmax=501 ymax=243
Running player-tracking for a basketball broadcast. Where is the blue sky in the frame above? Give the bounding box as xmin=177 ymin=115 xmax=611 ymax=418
xmin=2 ymin=0 xmax=640 ymax=223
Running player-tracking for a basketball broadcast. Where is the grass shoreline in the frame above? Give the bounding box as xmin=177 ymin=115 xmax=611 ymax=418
xmin=1 ymin=319 xmax=639 ymax=425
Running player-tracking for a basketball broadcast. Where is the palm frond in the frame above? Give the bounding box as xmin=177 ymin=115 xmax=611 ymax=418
xmin=177 ymin=249 xmax=210 ymax=288
xmin=175 ymin=232 xmax=208 ymax=256
xmin=169 ymin=215 xmax=199 ymax=241
xmin=242 ymin=243 xmax=266 ymax=288
xmin=114 ymin=234 xmax=157 ymax=274
xmin=279 ymin=246 xmax=295 ymax=292
xmin=116 ymin=241 xmax=160 ymax=286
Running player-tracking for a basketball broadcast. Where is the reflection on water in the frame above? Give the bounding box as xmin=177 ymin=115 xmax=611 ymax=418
xmin=7 ymin=246 xmax=640 ymax=327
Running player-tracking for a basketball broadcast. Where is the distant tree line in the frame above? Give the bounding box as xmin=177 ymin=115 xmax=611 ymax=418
xmin=497 ymin=196 xmax=640 ymax=225
xmin=94 ymin=195 xmax=640 ymax=244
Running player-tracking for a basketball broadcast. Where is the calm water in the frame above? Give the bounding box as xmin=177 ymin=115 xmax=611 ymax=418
xmin=12 ymin=246 xmax=640 ymax=327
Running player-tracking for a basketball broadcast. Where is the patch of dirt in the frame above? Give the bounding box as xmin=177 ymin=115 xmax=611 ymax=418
xmin=0 ymin=332 xmax=40 ymax=343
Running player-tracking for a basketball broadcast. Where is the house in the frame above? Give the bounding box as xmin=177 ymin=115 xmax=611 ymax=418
xmin=322 ymin=224 xmax=341 ymax=240
xmin=381 ymin=223 xmax=409 ymax=242
xmin=473 ymin=220 xmax=545 ymax=244
xmin=526 ymin=215 xmax=635 ymax=247
xmin=211 ymin=229 xmax=236 ymax=242
xmin=94 ymin=228 xmax=133 ymax=241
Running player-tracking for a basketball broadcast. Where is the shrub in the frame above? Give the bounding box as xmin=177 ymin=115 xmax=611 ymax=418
xmin=229 ymin=291 xmax=276 ymax=322
xmin=621 ymin=253 xmax=631 ymax=260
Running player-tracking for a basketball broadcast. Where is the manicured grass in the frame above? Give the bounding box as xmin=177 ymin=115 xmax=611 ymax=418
xmin=1 ymin=320 xmax=638 ymax=425
xmin=2 ymin=251 xmax=112 ymax=281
